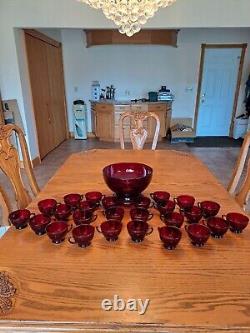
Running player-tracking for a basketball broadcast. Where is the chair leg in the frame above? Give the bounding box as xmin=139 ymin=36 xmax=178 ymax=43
xmin=0 ymin=188 xmax=11 ymax=226
xmin=235 ymin=158 xmax=250 ymax=210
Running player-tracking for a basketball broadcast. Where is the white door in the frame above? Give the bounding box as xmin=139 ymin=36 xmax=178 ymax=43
xmin=196 ymin=48 xmax=242 ymax=137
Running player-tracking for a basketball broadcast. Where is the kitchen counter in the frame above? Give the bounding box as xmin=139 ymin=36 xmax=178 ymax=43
xmin=90 ymin=100 xmax=172 ymax=142
xmin=90 ymin=99 xmax=172 ymax=106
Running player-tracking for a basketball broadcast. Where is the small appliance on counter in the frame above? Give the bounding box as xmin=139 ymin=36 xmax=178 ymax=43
xmin=158 ymin=86 xmax=174 ymax=102
xmin=105 ymin=85 xmax=116 ymax=100
xmin=72 ymin=100 xmax=87 ymax=140
xmin=131 ymin=98 xmax=149 ymax=103
xmin=148 ymin=92 xmax=158 ymax=102
xmin=91 ymin=81 xmax=100 ymax=101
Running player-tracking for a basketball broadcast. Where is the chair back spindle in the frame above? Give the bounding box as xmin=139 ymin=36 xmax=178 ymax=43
xmin=119 ymin=111 xmax=160 ymax=150
xmin=0 ymin=124 xmax=40 ymax=209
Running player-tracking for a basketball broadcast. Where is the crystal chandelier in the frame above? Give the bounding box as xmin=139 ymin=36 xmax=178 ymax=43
xmin=78 ymin=0 xmax=176 ymax=37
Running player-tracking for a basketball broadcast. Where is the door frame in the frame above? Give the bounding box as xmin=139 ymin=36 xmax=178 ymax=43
xmin=24 ymin=29 xmax=69 ymax=159
xmin=194 ymin=43 xmax=247 ymax=137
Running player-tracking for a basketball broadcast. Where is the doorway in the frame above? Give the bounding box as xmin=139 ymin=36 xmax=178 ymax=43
xmin=194 ymin=44 xmax=247 ymax=137
xmin=25 ymin=29 xmax=68 ymax=159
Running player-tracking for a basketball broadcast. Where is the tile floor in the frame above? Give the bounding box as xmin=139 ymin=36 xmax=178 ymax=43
xmin=0 ymin=138 xmax=241 ymax=212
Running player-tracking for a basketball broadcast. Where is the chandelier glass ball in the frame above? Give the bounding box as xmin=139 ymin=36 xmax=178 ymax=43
xmin=78 ymin=0 xmax=176 ymax=36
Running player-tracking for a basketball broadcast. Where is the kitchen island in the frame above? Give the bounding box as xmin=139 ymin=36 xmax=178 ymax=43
xmin=90 ymin=100 xmax=172 ymax=142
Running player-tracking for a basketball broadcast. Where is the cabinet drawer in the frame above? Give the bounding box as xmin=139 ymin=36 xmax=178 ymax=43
xmin=130 ymin=104 xmax=148 ymax=112
xmin=114 ymin=105 xmax=130 ymax=112
xmin=95 ymin=104 xmax=113 ymax=112
xmin=148 ymin=104 xmax=166 ymax=112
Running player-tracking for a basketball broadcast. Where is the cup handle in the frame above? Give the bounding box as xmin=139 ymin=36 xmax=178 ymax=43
xmin=148 ymin=213 xmax=153 ymax=221
xmin=160 ymin=214 xmax=165 ymax=222
xmin=177 ymin=207 xmax=183 ymax=214
xmin=222 ymin=215 xmax=229 ymax=225
xmin=91 ymin=214 xmax=98 ymax=222
xmin=68 ymin=224 xmax=73 ymax=232
xmin=149 ymin=193 xmax=154 ymax=200
xmin=149 ymin=201 xmax=154 ymax=208
xmin=68 ymin=236 xmax=76 ymax=244
xmin=96 ymin=226 xmax=102 ymax=234
xmin=153 ymin=202 xmax=157 ymax=209
xmin=146 ymin=226 xmax=153 ymax=236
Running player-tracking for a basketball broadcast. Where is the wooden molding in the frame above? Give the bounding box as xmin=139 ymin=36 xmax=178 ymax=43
xmin=229 ymin=44 xmax=247 ymax=136
xmin=20 ymin=156 xmax=41 ymax=169
xmin=31 ymin=156 xmax=41 ymax=168
xmin=85 ymin=29 xmax=179 ymax=47
xmin=193 ymin=44 xmax=206 ymax=135
xmin=202 ymin=43 xmax=248 ymax=49
xmin=87 ymin=132 xmax=96 ymax=139
xmin=193 ymin=43 xmax=247 ymax=136
xmin=69 ymin=131 xmax=95 ymax=139
xmin=24 ymin=29 xmax=61 ymax=48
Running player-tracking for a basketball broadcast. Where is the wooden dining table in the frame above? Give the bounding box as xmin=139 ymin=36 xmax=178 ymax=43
xmin=0 ymin=149 xmax=250 ymax=332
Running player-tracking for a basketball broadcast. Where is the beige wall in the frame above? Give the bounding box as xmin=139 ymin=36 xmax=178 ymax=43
xmin=62 ymin=28 xmax=250 ymax=132
xmin=1 ymin=0 xmax=250 ymax=157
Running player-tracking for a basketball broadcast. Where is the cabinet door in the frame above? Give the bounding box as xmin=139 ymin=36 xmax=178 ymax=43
xmin=46 ymin=44 xmax=68 ymax=148
xmin=25 ymin=33 xmax=55 ymax=158
xmin=148 ymin=104 xmax=167 ymax=138
xmin=96 ymin=109 xmax=114 ymax=140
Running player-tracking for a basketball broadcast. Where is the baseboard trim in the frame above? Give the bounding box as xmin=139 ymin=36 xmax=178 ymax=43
xmin=87 ymin=132 xmax=96 ymax=138
xmin=69 ymin=131 xmax=96 ymax=139
xmin=20 ymin=156 xmax=41 ymax=169
xmin=32 ymin=156 xmax=41 ymax=167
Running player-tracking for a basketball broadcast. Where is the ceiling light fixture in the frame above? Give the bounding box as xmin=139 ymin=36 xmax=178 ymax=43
xmin=78 ymin=0 xmax=176 ymax=37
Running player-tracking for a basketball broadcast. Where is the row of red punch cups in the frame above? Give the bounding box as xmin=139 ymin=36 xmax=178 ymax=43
xmin=8 ymin=191 xmax=249 ymax=250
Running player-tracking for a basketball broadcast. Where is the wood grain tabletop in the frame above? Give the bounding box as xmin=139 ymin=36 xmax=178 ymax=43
xmin=0 ymin=149 xmax=249 ymax=332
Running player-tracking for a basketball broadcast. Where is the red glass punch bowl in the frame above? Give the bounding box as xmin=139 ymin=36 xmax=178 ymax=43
xmin=103 ymin=163 xmax=153 ymax=205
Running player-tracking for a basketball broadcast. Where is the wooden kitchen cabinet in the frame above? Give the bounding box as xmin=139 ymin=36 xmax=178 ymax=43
xmin=91 ymin=101 xmax=172 ymax=143
xmin=94 ymin=104 xmax=114 ymax=141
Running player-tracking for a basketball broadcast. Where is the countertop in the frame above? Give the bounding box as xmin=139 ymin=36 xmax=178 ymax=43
xmin=90 ymin=99 xmax=172 ymax=106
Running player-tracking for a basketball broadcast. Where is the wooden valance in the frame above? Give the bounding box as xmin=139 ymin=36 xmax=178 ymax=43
xmin=85 ymin=29 xmax=179 ymax=47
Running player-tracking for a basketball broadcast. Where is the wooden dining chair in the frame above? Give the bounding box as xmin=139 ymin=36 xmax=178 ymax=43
xmin=0 ymin=124 xmax=40 ymax=210
xmin=0 ymin=184 xmax=10 ymax=226
xmin=119 ymin=111 xmax=160 ymax=150
xmin=227 ymin=131 xmax=250 ymax=209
